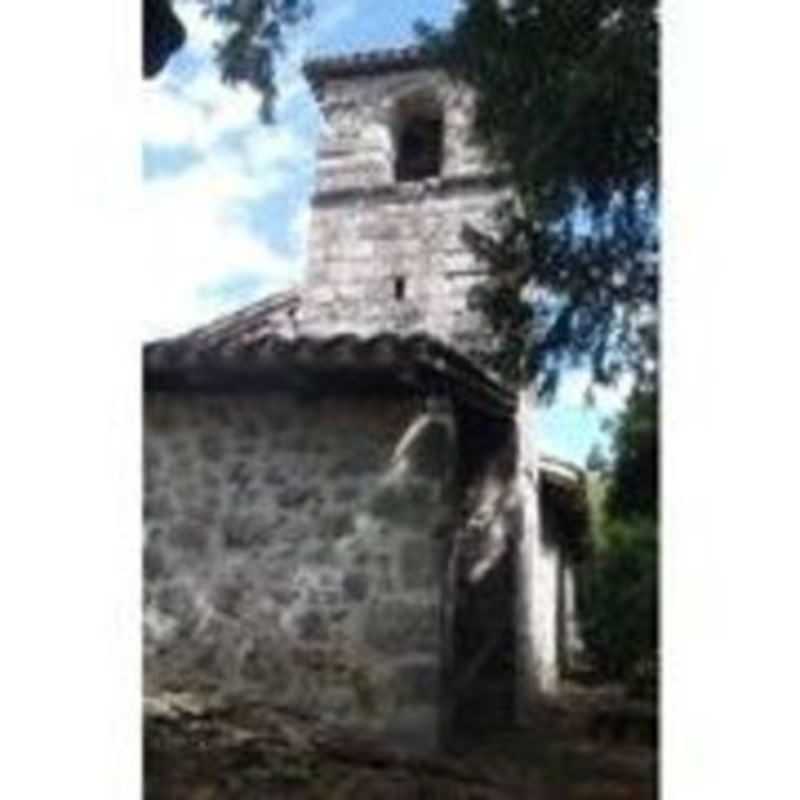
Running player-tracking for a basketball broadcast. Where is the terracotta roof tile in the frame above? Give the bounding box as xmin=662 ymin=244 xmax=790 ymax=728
xmin=143 ymin=289 xmax=516 ymax=418
xmin=303 ymin=45 xmax=435 ymax=95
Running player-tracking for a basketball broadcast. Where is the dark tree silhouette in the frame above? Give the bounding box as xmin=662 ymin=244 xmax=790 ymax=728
xmin=142 ymin=1 xmax=313 ymax=122
xmin=143 ymin=0 xmax=186 ymax=78
xmin=419 ymin=1 xmax=659 ymax=398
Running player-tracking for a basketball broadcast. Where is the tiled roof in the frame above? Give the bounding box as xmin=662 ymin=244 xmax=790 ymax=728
xmin=144 ymin=290 xmax=587 ymax=532
xmin=170 ymin=288 xmax=302 ymax=352
xmin=303 ymin=45 xmax=434 ymax=93
xmin=143 ymin=289 xmax=517 ymax=419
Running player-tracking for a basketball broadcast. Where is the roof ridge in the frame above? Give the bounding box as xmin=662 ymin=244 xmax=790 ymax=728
xmin=167 ymin=288 xmax=301 ymax=349
xmin=303 ymin=44 xmax=436 ymax=91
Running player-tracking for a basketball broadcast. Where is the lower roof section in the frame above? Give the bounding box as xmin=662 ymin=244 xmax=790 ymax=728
xmin=144 ymin=329 xmax=517 ymax=420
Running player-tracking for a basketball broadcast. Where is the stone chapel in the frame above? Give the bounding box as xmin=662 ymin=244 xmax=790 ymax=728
xmin=143 ymin=45 xmax=588 ymax=752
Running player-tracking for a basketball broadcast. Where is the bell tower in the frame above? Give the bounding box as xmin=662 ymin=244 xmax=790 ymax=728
xmin=300 ymin=47 xmax=509 ymax=362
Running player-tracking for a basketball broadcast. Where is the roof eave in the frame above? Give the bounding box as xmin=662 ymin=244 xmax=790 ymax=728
xmin=143 ymin=333 xmax=517 ymax=420
xmin=302 ymin=45 xmax=437 ymax=95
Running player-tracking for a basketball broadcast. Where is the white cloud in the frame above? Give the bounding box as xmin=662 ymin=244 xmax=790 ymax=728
xmin=141 ymin=168 xmax=307 ymax=339
xmin=141 ymin=0 xmax=322 ymax=340
xmin=143 ymin=7 xmax=286 ymax=153
xmin=143 ymin=5 xmax=243 ymax=150
xmin=140 ymin=0 xmax=381 ymax=340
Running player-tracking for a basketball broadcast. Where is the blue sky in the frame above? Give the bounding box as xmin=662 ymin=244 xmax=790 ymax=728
xmin=142 ymin=0 xmax=628 ymax=466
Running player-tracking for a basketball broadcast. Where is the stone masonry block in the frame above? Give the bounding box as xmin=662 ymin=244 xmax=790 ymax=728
xmin=364 ymin=600 xmax=438 ymax=655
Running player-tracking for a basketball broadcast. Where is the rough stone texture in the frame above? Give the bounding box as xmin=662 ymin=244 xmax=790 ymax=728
xmin=393 ymin=660 xmax=441 ymax=706
xmin=143 ymin=55 xmax=589 ymax=756
xmin=364 ymin=600 xmax=439 ymax=655
xmin=298 ymin=65 xmax=509 ymax=363
xmin=313 ymin=67 xmax=489 ymax=191
xmin=444 ymin=398 xmax=563 ymax=730
xmin=444 ymin=416 xmax=523 ymax=739
xmin=514 ymin=399 xmax=561 ymax=717
xmin=144 ymin=389 xmax=457 ymax=746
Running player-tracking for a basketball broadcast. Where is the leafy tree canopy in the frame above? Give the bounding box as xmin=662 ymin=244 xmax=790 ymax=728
xmin=604 ymin=384 xmax=658 ymax=520
xmin=579 ymin=384 xmax=658 ymax=691
xmin=418 ymin=0 xmax=659 ymax=398
xmin=582 ymin=514 xmax=657 ymax=688
xmin=580 ymin=380 xmax=658 ymax=691
xmin=143 ymin=0 xmax=314 ymax=121
xmin=145 ymin=2 xmax=659 ymax=395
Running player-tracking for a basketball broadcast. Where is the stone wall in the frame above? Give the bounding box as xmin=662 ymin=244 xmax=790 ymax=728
xmin=313 ymin=67 xmax=489 ymax=194
xmin=143 ymin=388 xmax=459 ymax=751
xmin=437 ymin=400 xmax=572 ymax=738
xmin=302 ymin=184 xmax=505 ymax=356
xmin=300 ymin=64 xmax=509 ymax=362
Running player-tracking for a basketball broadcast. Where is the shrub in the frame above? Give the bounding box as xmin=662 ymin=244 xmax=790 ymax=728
xmin=581 ymin=516 xmax=658 ymax=696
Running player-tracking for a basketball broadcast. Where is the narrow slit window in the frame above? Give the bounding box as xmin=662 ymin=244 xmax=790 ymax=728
xmin=394 ymin=276 xmax=406 ymax=301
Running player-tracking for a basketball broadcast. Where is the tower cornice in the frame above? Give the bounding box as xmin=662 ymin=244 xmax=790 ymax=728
xmin=303 ymin=45 xmax=438 ymax=97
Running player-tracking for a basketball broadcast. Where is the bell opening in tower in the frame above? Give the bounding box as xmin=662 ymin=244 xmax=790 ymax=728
xmin=394 ymin=99 xmax=444 ymax=183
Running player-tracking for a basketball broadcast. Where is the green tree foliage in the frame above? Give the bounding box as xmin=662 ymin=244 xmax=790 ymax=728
xmin=605 ymin=385 xmax=658 ymax=519
xmin=418 ymin=0 xmax=659 ymax=397
xmin=416 ymin=0 xmax=660 ymax=692
xmin=582 ymin=385 xmax=659 ymax=694
xmin=144 ymin=0 xmax=314 ymax=121
xmin=585 ymin=443 xmax=610 ymax=475
xmin=199 ymin=0 xmax=314 ymax=121
xmin=582 ymin=516 xmax=657 ymax=691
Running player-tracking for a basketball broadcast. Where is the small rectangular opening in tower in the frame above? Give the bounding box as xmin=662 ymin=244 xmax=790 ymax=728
xmin=394 ymin=276 xmax=406 ymax=301
xmin=395 ymin=117 xmax=443 ymax=182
